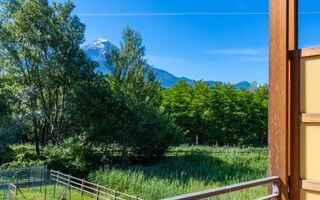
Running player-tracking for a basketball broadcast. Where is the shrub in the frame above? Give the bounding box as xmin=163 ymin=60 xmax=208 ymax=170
xmin=130 ymin=106 xmax=183 ymax=159
xmin=0 ymin=144 xmax=45 ymax=167
xmin=43 ymin=135 xmax=103 ymax=177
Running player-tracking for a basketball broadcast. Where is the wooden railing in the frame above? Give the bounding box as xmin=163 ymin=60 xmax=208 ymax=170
xmin=160 ymin=176 xmax=280 ymax=200
xmin=50 ymin=170 xmax=142 ymax=200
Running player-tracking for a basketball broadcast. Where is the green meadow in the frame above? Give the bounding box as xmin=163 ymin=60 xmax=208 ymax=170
xmin=88 ymin=146 xmax=268 ymax=200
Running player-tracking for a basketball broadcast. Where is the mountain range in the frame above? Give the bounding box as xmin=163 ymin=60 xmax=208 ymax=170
xmin=82 ymin=38 xmax=250 ymax=88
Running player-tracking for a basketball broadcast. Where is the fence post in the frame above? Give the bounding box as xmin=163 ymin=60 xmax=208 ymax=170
xmin=96 ymin=185 xmax=100 ymax=200
xmin=68 ymin=174 xmax=71 ymax=190
xmin=57 ymin=171 xmax=60 ymax=183
xmin=52 ymin=171 xmax=56 ymax=198
xmin=114 ymin=189 xmax=117 ymax=200
xmin=14 ymin=184 xmax=16 ymax=200
xmin=81 ymin=179 xmax=84 ymax=195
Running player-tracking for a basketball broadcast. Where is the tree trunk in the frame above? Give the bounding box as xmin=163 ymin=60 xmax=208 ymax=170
xmin=33 ymin=118 xmax=40 ymax=156
xmin=122 ymin=85 xmax=128 ymax=165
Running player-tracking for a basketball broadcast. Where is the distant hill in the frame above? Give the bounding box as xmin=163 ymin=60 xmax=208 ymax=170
xmin=82 ymin=39 xmax=250 ymax=89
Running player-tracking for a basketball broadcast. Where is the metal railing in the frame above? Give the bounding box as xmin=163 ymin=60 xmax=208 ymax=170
xmin=160 ymin=176 xmax=280 ymax=200
xmin=50 ymin=170 xmax=142 ymax=200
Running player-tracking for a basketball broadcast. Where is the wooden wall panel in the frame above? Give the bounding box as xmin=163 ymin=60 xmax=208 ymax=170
xmin=300 ymin=124 xmax=320 ymax=181
xmin=300 ymin=57 xmax=320 ymax=113
xmin=300 ymin=54 xmax=320 ymax=200
xmin=301 ymin=190 xmax=320 ymax=200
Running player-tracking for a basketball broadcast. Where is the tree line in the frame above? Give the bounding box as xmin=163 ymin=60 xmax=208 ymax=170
xmin=0 ymin=0 xmax=268 ymax=164
xmin=162 ymin=80 xmax=268 ymax=147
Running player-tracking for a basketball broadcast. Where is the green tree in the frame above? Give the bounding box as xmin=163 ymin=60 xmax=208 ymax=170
xmin=162 ymin=80 xmax=268 ymax=146
xmin=0 ymin=75 xmax=22 ymax=151
xmin=0 ymin=0 xmax=96 ymax=154
xmin=106 ymin=27 xmax=181 ymax=162
xmin=162 ymin=80 xmax=192 ymax=143
xmin=162 ymin=80 xmax=210 ymax=145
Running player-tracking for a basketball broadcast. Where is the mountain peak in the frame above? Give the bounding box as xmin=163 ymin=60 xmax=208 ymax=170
xmin=85 ymin=38 xmax=111 ymax=49
xmin=82 ymin=38 xmax=114 ymax=61
xmin=82 ymin=38 xmax=251 ymax=89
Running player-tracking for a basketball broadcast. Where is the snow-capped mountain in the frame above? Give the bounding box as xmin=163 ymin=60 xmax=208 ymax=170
xmin=82 ymin=38 xmax=250 ymax=88
xmin=82 ymin=38 xmax=114 ymax=63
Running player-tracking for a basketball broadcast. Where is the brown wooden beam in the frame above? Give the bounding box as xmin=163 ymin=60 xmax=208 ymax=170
xmin=288 ymin=0 xmax=298 ymax=51
xmin=300 ymin=113 xmax=320 ymax=123
xmin=288 ymin=0 xmax=299 ymax=199
xmin=269 ymin=0 xmax=290 ymax=199
xmin=300 ymin=179 xmax=320 ymax=192
xmin=289 ymin=49 xmax=300 ymax=200
xmin=301 ymin=46 xmax=320 ymax=58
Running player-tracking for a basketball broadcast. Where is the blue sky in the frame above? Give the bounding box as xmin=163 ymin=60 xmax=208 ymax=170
xmin=52 ymin=0 xmax=320 ymax=83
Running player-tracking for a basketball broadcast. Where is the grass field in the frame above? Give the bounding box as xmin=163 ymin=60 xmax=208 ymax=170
xmin=1 ymin=184 xmax=95 ymax=200
xmin=1 ymin=146 xmax=268 ymax=200
xmin=88 ymin=146 xmax=268 ymax=200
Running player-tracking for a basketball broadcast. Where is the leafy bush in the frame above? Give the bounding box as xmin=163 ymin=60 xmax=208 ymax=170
xmin=43 ymin=135 xmax=103 ymax=177
xmin=0 ymin=144 xmax=45 ymax=167
xmin=0 ymin=160 xmax=45 ymax=169
xmin=130 ymin=106 xmax=183 ymax=159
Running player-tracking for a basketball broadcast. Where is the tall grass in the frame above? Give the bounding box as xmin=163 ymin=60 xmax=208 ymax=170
xmin=88 ymin=146 xmax=268 ymax=200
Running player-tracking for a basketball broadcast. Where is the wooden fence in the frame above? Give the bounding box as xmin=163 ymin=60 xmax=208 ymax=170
xmin=107 ymin=149 xmax=268 ymax=157
xmin=164 ymin=150 xmax=268 ymax=156
xmin=50 ymin=170 xmax=142 ymax=200
xmin=160 ymin=176 xmax=280 ymax=200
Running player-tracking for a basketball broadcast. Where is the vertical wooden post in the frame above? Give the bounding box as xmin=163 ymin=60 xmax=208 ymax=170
xmin=269 ymin=0 xmax=290 ymax=199
xmin=288 ymin=1 xmax=300 ymax=200
xmin=68 ymin=174 xmax=71 ymax=194
xmin=289 ymin=43 xmax=300 ymax=200
xmin=53 ymin=171 xmax=56 ymax=198
xmin=96 ymin=185 xmax=100 ymax=200
xmin=114 ymin=189 xmax=118 ymax=200
xmin=81 ymin=179 xmax=84 ymax=195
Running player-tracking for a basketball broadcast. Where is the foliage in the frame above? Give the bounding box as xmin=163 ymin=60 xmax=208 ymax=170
xmin=105 ymin=27 xmax=183 ymax=161
xmin=88 ymin=147 xmax=268 ymax=199
xmin=43 ymin=135 xmax=103 ymax=177
xmin=0 ymin=144 xmax=45 ymax=168
xmin=0 ymin=86 xmax=20 ymax=150
xmin=0 ymin=0 xmax=97 ymax=155
xmin=63 ymin=76 xmax=118 ymax=144
xmin=162 ymin=80 xmax=268 ymax=146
